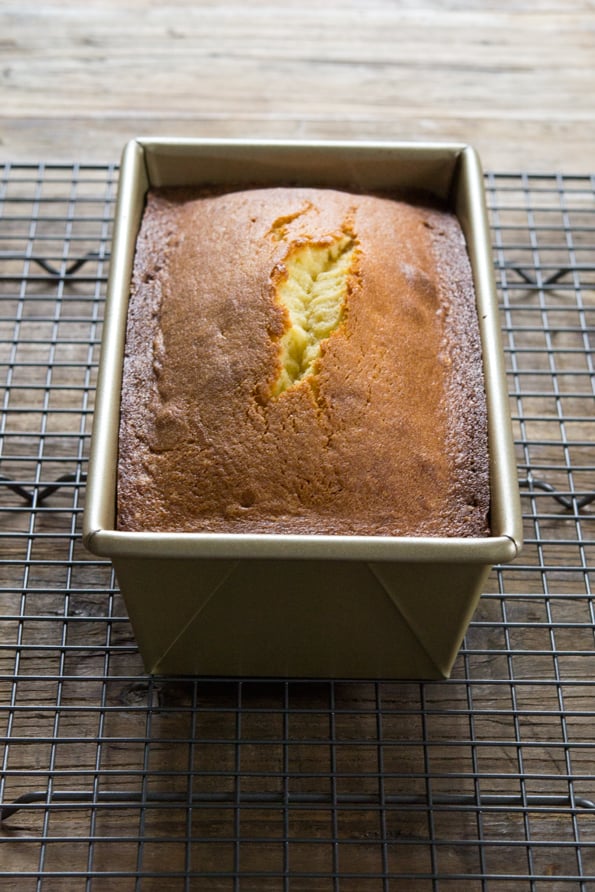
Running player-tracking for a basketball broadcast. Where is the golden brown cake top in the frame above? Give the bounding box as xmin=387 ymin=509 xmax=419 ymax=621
xmin=117 ymin=186 xmax=490 ymax=537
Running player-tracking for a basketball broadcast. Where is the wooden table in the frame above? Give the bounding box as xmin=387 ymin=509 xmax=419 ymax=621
xmin=2 ymin=0 xmax=594 ymax=171
xmin=1 ymin=2 xmax=595 ymax=889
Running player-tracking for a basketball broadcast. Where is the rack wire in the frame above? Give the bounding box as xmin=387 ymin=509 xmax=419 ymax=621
xmin=0 ymin=162 xmax=594 ymax=890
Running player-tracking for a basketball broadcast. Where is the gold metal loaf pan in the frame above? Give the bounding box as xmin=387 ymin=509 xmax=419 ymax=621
xmin=83 ymin=138 xmax=522 ymax=679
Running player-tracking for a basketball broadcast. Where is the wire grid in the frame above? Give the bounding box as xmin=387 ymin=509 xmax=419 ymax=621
xmin=0 ymin=163 xmax=594 ymax=891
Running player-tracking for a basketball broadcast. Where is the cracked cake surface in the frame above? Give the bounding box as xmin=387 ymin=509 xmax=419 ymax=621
xmin=117 ymin=185 xmax=490 ymax=537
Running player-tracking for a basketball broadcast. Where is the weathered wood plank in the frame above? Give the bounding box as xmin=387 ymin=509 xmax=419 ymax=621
xmin=1 ymin=2 xmax=594 ymax=170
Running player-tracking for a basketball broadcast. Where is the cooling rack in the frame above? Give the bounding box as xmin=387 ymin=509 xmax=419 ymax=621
xmin=0 ymin=163 xmax=594 ymax=890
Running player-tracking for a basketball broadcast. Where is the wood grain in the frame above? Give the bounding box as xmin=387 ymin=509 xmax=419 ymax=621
xmin=1 ymin=0 xmax=594 ymax=170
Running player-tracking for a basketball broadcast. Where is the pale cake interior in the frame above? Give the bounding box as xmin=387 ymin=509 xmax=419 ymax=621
xmin=272 ymin=233 xmax=356 ymax=396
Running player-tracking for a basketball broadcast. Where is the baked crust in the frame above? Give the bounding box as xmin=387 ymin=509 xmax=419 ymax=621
xmin=117 ymin=186 xmax=490 ymax=537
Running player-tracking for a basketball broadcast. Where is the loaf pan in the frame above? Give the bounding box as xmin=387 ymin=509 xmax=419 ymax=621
xmin=83 ymin=138 xmax=522 ymax=679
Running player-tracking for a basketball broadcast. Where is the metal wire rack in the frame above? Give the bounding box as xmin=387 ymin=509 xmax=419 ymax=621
xmin=0 ymin=162 xmax=594 ymax=890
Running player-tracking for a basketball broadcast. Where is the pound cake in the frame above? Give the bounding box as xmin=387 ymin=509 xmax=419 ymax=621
xmin=117 ymin=186 xmax=490 ymax=537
